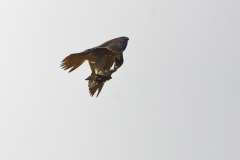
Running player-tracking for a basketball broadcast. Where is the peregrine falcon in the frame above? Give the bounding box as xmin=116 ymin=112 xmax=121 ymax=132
xmin=61 ymin=36 xmax=129 ymax=97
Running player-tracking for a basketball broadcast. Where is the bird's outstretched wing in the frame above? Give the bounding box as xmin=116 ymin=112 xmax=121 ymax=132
xmin=60 ymin=49 xmax=94 ymax=72
xmin=97 ymin=37 xmax=129 ymax=53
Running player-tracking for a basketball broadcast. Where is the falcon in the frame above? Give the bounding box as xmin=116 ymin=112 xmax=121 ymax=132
xmin=61 ymin=36 xmax=129 ymax=97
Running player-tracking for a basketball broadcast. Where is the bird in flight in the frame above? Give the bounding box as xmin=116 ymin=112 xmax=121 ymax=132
xmin=61 ymin=36 xmax=129 ymax=97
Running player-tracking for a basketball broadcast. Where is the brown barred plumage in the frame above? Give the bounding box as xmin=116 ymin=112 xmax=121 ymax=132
xmin=61 ymin=37 xmax=129 ymax=97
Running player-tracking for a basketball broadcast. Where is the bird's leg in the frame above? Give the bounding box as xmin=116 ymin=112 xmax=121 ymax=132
xmin=100 ymin=66 xmax=118 ymax=76
xmin=109 ymin=65 xmax=118 ymax=74
xmin=103 ymin=70 xmax=111 ymax=76
xmin=96 ymin=69 xmax=111 ymax=77
xmin=95 ymin=64 xmax=119 ymax=78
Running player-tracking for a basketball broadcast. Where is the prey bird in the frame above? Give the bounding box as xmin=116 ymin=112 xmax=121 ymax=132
xmin=61 ymin=36 xmax=129 ymax=97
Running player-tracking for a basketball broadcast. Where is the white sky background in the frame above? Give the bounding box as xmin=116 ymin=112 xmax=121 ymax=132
xmin=0 ymin=0 xmax=240 ymax=159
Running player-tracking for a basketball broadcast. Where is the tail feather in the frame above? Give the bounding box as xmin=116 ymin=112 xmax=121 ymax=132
xmin=61 ymin=53 xmax=87 ymax=72
xmin=86 ymin=74 xmax=112 ymax=97
xmin=88 ymin=82 xmax=105 ymax=97
xmin=96 ymin=83 xmax=104 ymax=97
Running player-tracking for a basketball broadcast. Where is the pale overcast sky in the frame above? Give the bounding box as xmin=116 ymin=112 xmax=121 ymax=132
xmin=0 ymin=0 xmax=240 ymax=160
